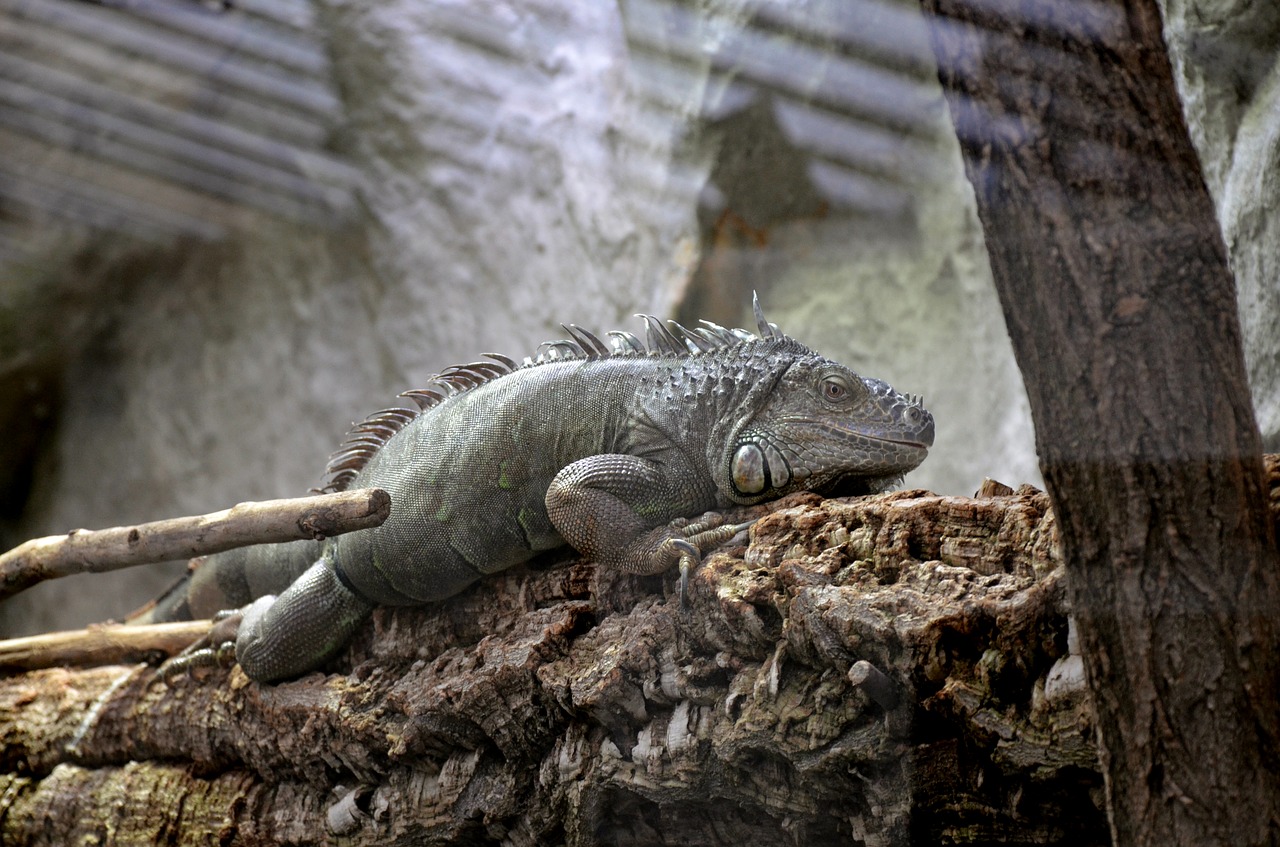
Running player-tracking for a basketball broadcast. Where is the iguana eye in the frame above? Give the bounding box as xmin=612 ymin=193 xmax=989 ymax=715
xmin=821 ymin=376 xmax=850 ymax=402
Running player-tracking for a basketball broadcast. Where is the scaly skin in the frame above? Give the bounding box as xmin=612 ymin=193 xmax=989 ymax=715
xmin=156 ymin=298 xmax=935 ymax=682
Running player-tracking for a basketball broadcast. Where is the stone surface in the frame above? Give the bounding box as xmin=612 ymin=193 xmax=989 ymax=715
xmin=2 ymin=0 xmax=1276 ymax=638
xmin=1160 ymin=0 xmax=1280 ymax=450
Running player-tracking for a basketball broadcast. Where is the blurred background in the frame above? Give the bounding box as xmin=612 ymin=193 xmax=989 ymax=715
xmin=0 ymin=0 xmax=1276 ymax=635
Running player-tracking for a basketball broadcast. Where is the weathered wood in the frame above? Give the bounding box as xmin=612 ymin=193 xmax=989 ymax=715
xmin=0 ymin=621 xmax=211 ymax=672
xmin=0 ymin=488 xmax=390 ymax=602
xmin=2 ymin=465 xmax=1273 ymax=845
xmin=0 ymin=487 xmax=1065 ymax=845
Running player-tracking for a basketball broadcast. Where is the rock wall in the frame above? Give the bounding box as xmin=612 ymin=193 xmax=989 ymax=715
xmin=1 ymin=0 xmax=1275 ymax=636
xmin=1160 ymin=0 xmax=1280 ymax=451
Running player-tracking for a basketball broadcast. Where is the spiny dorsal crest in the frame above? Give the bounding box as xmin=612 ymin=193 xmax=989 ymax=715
xmin=315 ymin=294 xmax=787 ymax=492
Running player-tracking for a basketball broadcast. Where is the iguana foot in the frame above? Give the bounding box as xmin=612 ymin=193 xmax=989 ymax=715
xmin=158 ymin=595 xmax=274 ymax=683
xmin=663 ymin=518 xmax=756 ymax=608
xmin=159 ymin=611 xmax=244 ymax=682
xmin=160 ymin=641 xmax=238 ymax=682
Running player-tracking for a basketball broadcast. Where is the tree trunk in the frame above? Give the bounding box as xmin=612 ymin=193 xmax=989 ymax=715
xmin=917 ymin=0 xmax=1280 ymax=843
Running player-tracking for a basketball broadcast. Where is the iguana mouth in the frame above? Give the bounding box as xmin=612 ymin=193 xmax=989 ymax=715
xmin=852 ymin=432 xmax=932 ymax=455
xmin=871 ymin=435 xmax=930 ymax=448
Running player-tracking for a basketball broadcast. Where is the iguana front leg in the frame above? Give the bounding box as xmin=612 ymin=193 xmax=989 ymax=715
xmin=164 ymin=558 xmax=374 ymax=683
xmin=545 ymin=454 xmax=753 ymax=604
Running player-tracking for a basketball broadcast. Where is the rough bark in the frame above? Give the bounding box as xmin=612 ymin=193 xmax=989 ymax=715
xmin=0 ymin=487 xmax=1082 ymax=846
xmin=3 ymin=461 xmax=1274 ymax=845
xmin=917 ymin=0 xmax=1280 ymax=844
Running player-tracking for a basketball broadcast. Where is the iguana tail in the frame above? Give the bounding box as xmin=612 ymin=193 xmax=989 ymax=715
xmin=129 ymin=538 xmax=325 ymax=623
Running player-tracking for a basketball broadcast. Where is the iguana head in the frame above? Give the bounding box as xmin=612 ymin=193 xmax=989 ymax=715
xmin=701 ymin=296 xmax=934 ymax=503
xmin=723 ymin=348 xmax=934 ymax=502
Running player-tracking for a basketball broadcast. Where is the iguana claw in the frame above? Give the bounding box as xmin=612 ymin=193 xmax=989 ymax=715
xmin=671 ymin=518 xmax=756 ymax=609
xmin=158 ymin=608 xmax=246 ymax=682
xmin=671 ymin=539 xmax=699 ymax=609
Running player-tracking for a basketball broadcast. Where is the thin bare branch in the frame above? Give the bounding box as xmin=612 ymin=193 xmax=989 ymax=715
xmin=0 ymin=620 xmax=211 ymax=672
xmin=0 ymin=488 xmax=391 ymax=602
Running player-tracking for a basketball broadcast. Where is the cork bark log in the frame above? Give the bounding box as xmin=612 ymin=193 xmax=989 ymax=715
xmin=3 ymin=459 xmax=1271 ymax=845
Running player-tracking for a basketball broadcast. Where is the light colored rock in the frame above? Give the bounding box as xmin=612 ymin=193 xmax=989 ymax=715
xmin=36 ymin=0 xmax=1280 ymax=637
xmin=1160 ymin=0 xmax=1280 ymax=449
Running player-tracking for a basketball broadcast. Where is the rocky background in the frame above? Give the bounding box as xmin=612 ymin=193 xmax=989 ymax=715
xmin=0 ymin=0 xmax=1275 ymax=636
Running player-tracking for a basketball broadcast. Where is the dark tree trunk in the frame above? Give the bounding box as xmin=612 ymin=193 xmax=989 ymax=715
xmin=917 ymin=0 xmax=1280 ymax=843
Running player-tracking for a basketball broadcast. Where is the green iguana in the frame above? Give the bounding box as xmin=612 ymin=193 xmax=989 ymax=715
xmin=145 ymin=297 xmax=934 ymax=682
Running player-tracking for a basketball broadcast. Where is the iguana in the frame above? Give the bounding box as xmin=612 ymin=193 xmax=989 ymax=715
xmin=144 ymin=297 xmax=934 ymax=682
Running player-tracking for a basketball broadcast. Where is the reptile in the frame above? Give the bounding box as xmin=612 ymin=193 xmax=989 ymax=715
xmin=144 ymin=297 xmax=935 ymax=682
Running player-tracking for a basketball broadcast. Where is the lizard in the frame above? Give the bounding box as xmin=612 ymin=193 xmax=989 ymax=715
xmin=144 ymin=296 xmax=934 ymax=683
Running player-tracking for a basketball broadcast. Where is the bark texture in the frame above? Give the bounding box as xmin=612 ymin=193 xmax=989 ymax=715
xmin=3 ymin=464 xmax=1275 ymax=845
xmin=0 ymin=486 xmax=1094 ymax=846
xmin=918 ymin=0 xmax=1280 ymax=843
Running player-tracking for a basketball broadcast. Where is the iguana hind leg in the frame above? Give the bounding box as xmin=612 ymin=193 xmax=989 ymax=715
xmin=164 ymin=558 xmax=374 ymax=683
xmin=234 ymin=559 xmax=374 ymax=682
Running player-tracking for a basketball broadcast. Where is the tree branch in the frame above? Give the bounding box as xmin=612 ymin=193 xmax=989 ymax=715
xmin=0 ymin=488 xmax=390 ymax=602
xmin=0 ymin=621 xmax=211 ymax=672
xmin=917 ymin=0 xmax=1280 ymax=841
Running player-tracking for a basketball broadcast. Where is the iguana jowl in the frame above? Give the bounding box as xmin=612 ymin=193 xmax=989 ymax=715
xmin=150 ymin=297 xmax=934 ymax=682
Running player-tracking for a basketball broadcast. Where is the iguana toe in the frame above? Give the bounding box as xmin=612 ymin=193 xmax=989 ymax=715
xmin=157 ymin=606 xmax=247 ymax=682
xmin=669 ymin=518 xmax=757 ymax=608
